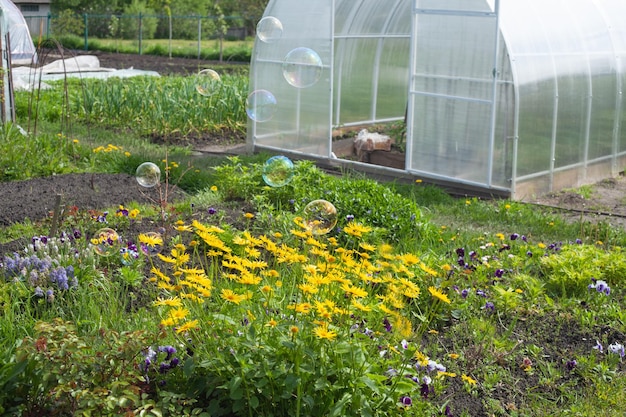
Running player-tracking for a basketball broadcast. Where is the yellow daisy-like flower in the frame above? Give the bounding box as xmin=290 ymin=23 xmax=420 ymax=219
xmin=244 ymin=212 xmax=255 ymax=219
xmin=298 ymin=283 xmax=319 ymax=295
xmin=290 ymin=325 xmax=299 ymax=335
xmin=461 ymin=374 xmax=477 ymax=385
xmin=313 ymin=324 xmax=337 ymax=341
xmin=260 ymin=285 xmax=273 ymax=294
xmin=428 ymin=286 xmax=451 ymax=304
xmin=342 ymin=222 xmax=372 ymax=238
xmin=176 ymin=319 xmax=199 ymax=334
xmin=351 ymin=299 xmax=372 ymax=312
xmin=160 ymin=317 xmax=177 ymax=327
xmin=448 ymin=353 xmax=460 ymax=360
xmin=340 ymin=283 xmax=368 ymax=298
xmin=153 ymin=297 xmax=182 ymax=307
xmin=266 ymin=319 xmax=278 ymax=328
xmin=210 ymin=185 xmax=218 ymax=192
xmin=220 ymin=289 xmax=245 ymax=305
xmin=359 ymin=242 xmax=376 ymax=252
xmin=139 ymin=233 xmax=163 ymax=247
xmin=169 ymin=307 xmax=189 ymax=322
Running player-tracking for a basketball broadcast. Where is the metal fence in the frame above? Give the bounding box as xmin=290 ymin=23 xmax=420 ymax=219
xmin=23 ymin=13 xmax=248 ymax=52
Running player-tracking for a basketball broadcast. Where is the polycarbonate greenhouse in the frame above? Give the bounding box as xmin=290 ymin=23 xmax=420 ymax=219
xmin=247 ymin=0 xmax=626 ymax=199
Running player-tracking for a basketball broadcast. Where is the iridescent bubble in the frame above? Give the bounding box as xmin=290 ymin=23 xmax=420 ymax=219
xmin=263 ymin=155 xmax=294 ymax=187
xmin=256 ymin=16 xmax=283 ymax=43
xmin=195 ymin=69 xmax=221 ymax=96
xmin=139 ymin=232 xmax=163 ymax=257
xmin=92 ymin=228 xmax=121 ymax=257
xmin=136 ymin=162 xmax=161 ymax=188
xmin=282 ymin=47 xmax=323 ymax=88
xmin=302 ymin=200 xmax=338 ymax=235
xmin=246 ymin=90 xmax=277 ymax=122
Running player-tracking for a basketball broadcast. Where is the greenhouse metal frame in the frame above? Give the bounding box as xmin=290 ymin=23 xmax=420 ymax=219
xmin=247 ymin=0 xmax=626 ymax=199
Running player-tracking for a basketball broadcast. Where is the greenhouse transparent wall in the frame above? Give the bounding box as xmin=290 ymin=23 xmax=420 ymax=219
xmin=250 ymin=0 xmax=626 ymax=199
xmin=333 ymin=0 xmax=411 ymax=126
xmin=248 ymin=0 xmax=333 ymax=157
xmin=503 ymin=0 xmax=626 ymax=198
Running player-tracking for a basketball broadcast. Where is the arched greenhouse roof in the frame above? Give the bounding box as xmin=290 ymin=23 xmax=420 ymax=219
xmin=248 ymin=0 xmax=626 ymax=199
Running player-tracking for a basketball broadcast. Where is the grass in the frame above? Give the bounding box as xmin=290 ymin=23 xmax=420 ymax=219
xmin=0 ymin=71 xmax=625 ymax=416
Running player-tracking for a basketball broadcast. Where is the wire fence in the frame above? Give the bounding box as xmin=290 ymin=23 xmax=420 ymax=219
xmin=23 ymin=13 xmax=248 ymax=54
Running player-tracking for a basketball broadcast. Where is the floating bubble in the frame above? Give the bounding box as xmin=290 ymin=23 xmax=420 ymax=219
xmin=195 ymin=69 xmax=221 ymax=96
xmin=263 ymin=155 xmax=294 ymax=187
xmin=139 ymin=232 xmax=163 ymax=257
xmin=136 ymin=162 xmax=161 ymax=188
xmin=246 ymin=90 xmax=277 ymax=122
xmin=302 ymin=200 xmax=338 ymax=235
xmin=257 ymin=16 xmax=283 ymax=43
xmin=92 ymin=228 xmax=121 ymax=257
xmin=282 ymin=47 xmax=323 ymax=88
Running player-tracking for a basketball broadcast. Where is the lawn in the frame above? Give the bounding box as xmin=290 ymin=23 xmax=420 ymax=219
xmin=0 ymin=63 xmax=624 ymax=417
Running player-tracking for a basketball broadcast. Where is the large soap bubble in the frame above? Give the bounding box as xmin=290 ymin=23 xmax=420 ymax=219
xmin=246 ymin=90 xmax=277 ymax=122
xmin=92 ymin=228 xmax=121 ymax=257
xmin=263 ymin=155 xmax=294 ymax=187
xmin=139 ymin=232 xmax=163 ymax=257
xmin=302 ymin=200 xmax=338 ymax=235
xmin=195 ymin=69 xmax=221 ymax=96
xmin=257 ymin=16 xmax=283 ymax=43
xmin=282 ymin=47 xmax=323 ymax=88
xmin=136 ymin=162 xmax=161 ymax=188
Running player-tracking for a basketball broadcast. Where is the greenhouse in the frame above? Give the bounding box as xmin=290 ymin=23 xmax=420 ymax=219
xmin=247 ymin=0 xmax=626 ymax=200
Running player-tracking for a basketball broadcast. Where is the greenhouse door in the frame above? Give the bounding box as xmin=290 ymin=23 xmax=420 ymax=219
xmin=248 ymin=0 xmax=334 ymax=158
xmin=407 ymin=1 xmax=502 ymax=189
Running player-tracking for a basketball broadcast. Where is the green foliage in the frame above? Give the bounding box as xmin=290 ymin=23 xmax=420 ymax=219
xmin=51 ymin=9 xmax=85 ymax=37
xmin=120 ymin=0 xmax=158 ymax=40
xmin=10 ymin=319 xmax=154 ymax=416
xmin=540 ymin=244 xmax=626 ymax=297
xmin=212 ymin=157 xmax=425 ymax=242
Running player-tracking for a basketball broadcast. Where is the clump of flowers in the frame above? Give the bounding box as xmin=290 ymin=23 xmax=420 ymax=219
xmin=139 ymin=345 xmax=181 ymax=385
xmin=588 ymin=278 xmax=611 ymax=295
xmin=1 ymin=252 xmax=78 ymax=300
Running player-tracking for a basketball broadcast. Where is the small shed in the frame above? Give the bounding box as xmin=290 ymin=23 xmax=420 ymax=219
xmin=247 ymin=0 xmax=626 ymax=199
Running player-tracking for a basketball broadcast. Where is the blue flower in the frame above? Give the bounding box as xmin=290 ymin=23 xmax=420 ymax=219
xmin=593 ymin=340 xmax=603 ymax=353
xmin=399 ymin=396 xmax=412 ymax=406
xmin=608 ymin=343 xmax=625 ymax=358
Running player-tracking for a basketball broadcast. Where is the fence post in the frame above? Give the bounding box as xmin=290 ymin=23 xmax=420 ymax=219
xmin=47 ymin=12 xmax=51 ymax=38
xmin=138 ymin=12 xmax=143 ymax=55
xmin=83 ymin=13 xmax=88 ymax=51
xmin=197 ymin=16 xmax=202 ymax=60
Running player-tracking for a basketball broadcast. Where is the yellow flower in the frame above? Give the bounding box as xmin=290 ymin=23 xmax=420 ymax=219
xmin=448 ymin=353 xmax=460 ymax=360
xmin=461 ymin=374 xmax=477 ymax=385
xmin=415 ymin=179 xmax=422 ymax=183
xmin=124 ymin=151 xmax=131 ymax=157
xmin=342 ymin=222 xmax=372 ymax=238
xmin=340 ymin=282 xmax=368 ymax=298
xmin=290 ymin=325 xmax=299 ymax=335
xmin=210 ymin=185 xmax=218 ymax=192
xmin=153 ymin=297 xmax=182 ymax=307
xmin=537 ymin=242 xmax=546 ymax=249
xmin=129 ymin=209 xmax=140 ymax=219
xmin=244 ymin=212 xmax=255 ymax=219
xmin=266 ymin=319 xmax=278 ymax=328
xmin=359 ymin=242 xmax=376 ymax=252
xmin=428 ymin=286 xmax=451 ymax=304
xmin=298 ymin=283 xmax=319 ymax=295
xmin=170 ymin=307 xmax=189 ymax=322
xmin=176 ymin=320 xmax=199 ymax=334
xmin=220 ymin=289 xmax=245 ymax=304
xmin=496 ymin=233 xmax=505 ymax=240
xmin=313 ymin=324 xmax=337 ymax=341
xmin=351 ymin=299 xmax=372 ymax=312
xmin=139 ymin=233 xmax=163 ymax=247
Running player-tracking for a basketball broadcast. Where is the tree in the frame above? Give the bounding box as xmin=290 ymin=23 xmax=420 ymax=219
xmin=119 ymin=0 xmax=158 ymax=40
xmin=220 ymin=0 xmax=269 ymax=36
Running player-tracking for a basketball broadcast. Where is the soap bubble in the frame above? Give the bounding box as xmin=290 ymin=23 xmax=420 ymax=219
xmin=139 ymin=232 xmax=163 ymax=257
xmin=136 ymin=162 xmax=161 ymax=188
xmin=195 ymin=69 xmax=221 ymax=96
xmin=92 ymin=228 xmax=121 ymax=257
xmin=263 ymin=155 xmax=294 ymax=187
xmin=302 ymin=200 xmax=337 ymax=235
xmin=246 ymin=90 xmax=277 ymax=122
xmin=257 ymin=16 xmax=283 ymax=43
xmin=282 ymin=47 xmax=323 ymax=88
